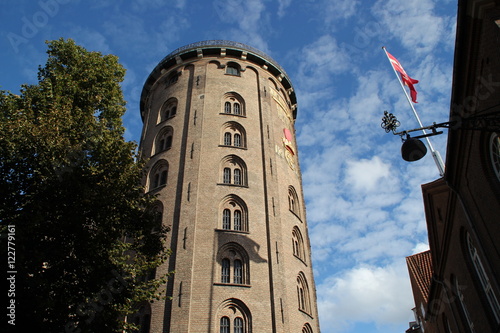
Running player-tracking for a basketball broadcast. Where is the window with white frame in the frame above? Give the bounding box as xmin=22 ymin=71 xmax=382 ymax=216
xmin=455 ymin=276 xmax=475 ymax=332
xmin=467 ymin=232 xmax=500 ymax=323
xmin=489 ymin=132 xmax=500 ymax=181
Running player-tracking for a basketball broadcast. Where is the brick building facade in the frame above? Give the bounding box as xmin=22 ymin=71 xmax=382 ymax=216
xmin=136 ymin=41 xmax=320 ymax=333
xmin=406 ymin=1 xmax=500 ymax=332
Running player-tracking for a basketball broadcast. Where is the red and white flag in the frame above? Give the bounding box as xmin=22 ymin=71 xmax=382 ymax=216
xmin=386 ymin=51 xmax=419 ymax=103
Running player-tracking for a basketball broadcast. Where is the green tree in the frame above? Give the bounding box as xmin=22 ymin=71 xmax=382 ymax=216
xmin=0 ymin=38 xmax=169 ymax=332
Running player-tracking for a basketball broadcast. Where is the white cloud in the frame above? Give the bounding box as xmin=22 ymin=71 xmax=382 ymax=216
xmin=277 ymin=0 xmax=292 ymax=18
xmin=67 ymin=27 xmax=111 ymax=54
xmin=317 ymin=262 xmax=414 ymax=332
xmin=296 ymin=35 xmax=351 ymax=88
xmin=372 ymin=0 xmax=450 ymax=53
xmin=323 ymin=0 xmax=359 ymax=21
xmin=212 ymin=0 xmax=270 ymax=52
xmin=345 ymin=156 xmax=390 ymax=192
xmin=412 ymin=242 xmax=430 ymax=254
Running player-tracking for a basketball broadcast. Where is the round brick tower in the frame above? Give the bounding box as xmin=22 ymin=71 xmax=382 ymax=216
xmin=138 ymin=40 xmax=320 ymax=333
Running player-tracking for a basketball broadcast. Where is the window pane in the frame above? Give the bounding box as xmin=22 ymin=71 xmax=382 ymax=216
xmin=234 ymin=169 xmax=241 ymax=185
xmin=223 ymin=209 xmax=231 ymax=229
xmin=234 ymin=134 xmax=241 ymax=147
xmin=221 ymin=259 xmax=230 ymax=283
xmin=234 ymin=260 xmax=242 ymax=284
xmin=234 ymin=317 xmax=243 ymax=333
xmin=234 ymin=210 xmax=241 ymax=231
xmin=234 ymin=103 xmax=241 ymax=115
xmin=226 ymin=66 xmax=239 ymax=75
xmin=166 ymin=136 xmax=172 ymax=149
xmin=153 ymin=174 xmax=160 ymax=188
xmin=225 ymin=102 xmax=231 ymax=113
xmin=224 ymin=132 xmax=232 ymax=146
xmin=490 ymin=133 xmax=500 ymax=181
xmin=220 ymin=316 xmax=230 ymax=333
xmin=223 ymin=168 xmax=231 ymax=184
xmin=160 ymin=170 xmax=168 ymax=186
xmin=299 ymin=288 xmax=305 ymax=310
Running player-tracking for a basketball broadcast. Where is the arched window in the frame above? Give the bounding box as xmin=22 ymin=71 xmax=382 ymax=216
xmin=234 ymin=169 xmax=241 ymax=185
xmin=489 ymin=132 xmax=500 ymax=181
xmin=217 ymin=243 xmax=249 ymax=285
xmin=226 ymin=63 xmax=240 ymax=76
xmin=159 ymin=98 xmax=178 ymax=123
xmin=217 ymin=299 xmax=251 ymax=333
xmin=160 ymin=170 xmax=167 ymax=185
xmin=220 ymin=316 xmax=230 ymax=333
xmin=234 ymin=260 xmax=243 ymax=284
xmin=222 ymin=92 xmax=245 ymax=116
xmin=234 ymin=317 xmax=243 ymax=333
xmin=221 ymin=259 xmax=230 ymax=283
xmin=223 ymin=168 xmax=231 ymax=184
xmin=220 ymin=156 xmax=247 ymax=187
xmin=221 ymin=122 xmax=246 ymax=148
xmin=222 ymin=209 xmax=231 ymax=230
xmin=297 ymin=272 xmax=312 ymax=314
xmin=302 ymin=323 xmax=313 ymax=333
xmin=219 ymin=195 xmax=248 ymax=232
xmin=155 ymin=126 xmax=174 ymax=154
xmin=224 ymin=132 xmax=232 ymax=146
xmin=292 ymin=226 xmax=306 ymax=262
xmin=234 ymin=134 xmax=241 ymax=147
xmin=148 ymin=201 xmax=164 ymax=235
xmin=288 ymin=186 xmax=301 ymax=219
xmin=233 ymin=103 xmax=241 ymax=115
xmin=454 ymin=276 xmax=475 ymax=332
xmin=234 ymin=210 xmax=242 ymax=231
xmin=166 ymin=72 xmax=178 ymax=86
xmin=129 ymin=303 xmax=151 ymax=333
xmin=466 ymin=232 xmax=500 ymax=323
xmin=149 ymin=160 xmax=169 ymax=190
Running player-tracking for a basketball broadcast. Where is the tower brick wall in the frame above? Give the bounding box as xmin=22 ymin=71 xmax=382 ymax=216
xmin=138 ymin=40 xmax=320 ymax=333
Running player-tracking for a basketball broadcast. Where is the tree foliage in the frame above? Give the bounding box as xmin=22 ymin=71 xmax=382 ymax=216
xmin=0 ymin=38 xmax=169 ymax=332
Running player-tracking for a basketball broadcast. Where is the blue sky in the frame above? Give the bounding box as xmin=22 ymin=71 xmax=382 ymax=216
xmin=0 ymin=0 xmax=458 ymax=332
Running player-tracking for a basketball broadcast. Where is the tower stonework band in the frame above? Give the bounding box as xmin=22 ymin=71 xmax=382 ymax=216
xmin=138 ymin=40 xmax=320 ymax=333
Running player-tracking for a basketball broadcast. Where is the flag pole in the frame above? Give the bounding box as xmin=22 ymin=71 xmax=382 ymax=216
xmin=382 ymin=46 xmax=445 ymax=176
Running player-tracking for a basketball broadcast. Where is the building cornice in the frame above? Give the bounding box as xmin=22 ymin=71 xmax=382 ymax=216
xmin=140 ymin=40 xmax=297 ymax=120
